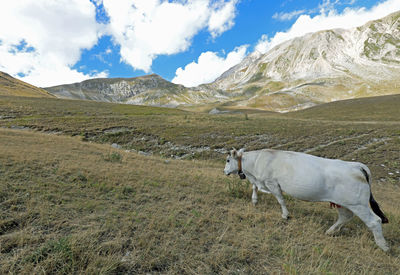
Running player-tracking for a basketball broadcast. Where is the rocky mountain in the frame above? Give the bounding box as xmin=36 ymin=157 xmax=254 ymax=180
xmin=46 ymin=74 xmax=184 ymax=106
xmin=209 ymin=10 xmax=400 ymax=111
xmin=0 ymin=71 xmax=55 ymax=98
xmin=43 ymin=11 xmax=400 ymax=112
xmin=45 ymin=74 xmax=228 ymax=107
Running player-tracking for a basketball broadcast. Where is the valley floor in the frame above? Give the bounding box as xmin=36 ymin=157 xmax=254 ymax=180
xmin=1 ymin=95 xmax=400 ymax=274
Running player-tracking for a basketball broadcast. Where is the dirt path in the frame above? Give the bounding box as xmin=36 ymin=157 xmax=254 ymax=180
xmin=303 ymin=134 xmax=370 ymax=154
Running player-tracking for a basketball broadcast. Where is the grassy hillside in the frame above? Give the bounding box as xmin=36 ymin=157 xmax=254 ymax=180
xmin=288 ymin=94 xmax=400 ymax=121
xmin=1 ymin=128 xmax=400 ymax=274
xmin=1 ymin=94 xmax=400 ymax=273
xmin=0 ymin=72 xmax=55 ymax=98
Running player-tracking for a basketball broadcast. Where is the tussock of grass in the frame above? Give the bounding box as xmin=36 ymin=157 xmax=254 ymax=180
xmin=1 ymin=128 xmax=400 ymax=274
xmin=103 ymin=152 xmax=123 ymax=163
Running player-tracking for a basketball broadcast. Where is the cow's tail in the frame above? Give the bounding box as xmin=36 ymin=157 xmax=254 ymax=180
xmin=360 ymin=166 xmax=389 ymax=224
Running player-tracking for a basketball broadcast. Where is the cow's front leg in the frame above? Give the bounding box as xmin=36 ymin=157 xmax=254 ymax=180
xmin=252 ymin=184 xmax=258 ymax=206
xmin=266 ymin=181 xmax=289 ymax=219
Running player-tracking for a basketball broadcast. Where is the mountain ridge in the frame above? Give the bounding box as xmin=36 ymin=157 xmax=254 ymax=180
xmin=44 ymin=73 xmax=231 ymax=108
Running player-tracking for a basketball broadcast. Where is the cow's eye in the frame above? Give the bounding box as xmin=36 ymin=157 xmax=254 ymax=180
xmin=226 ymin=159 xmax=230 ymax=163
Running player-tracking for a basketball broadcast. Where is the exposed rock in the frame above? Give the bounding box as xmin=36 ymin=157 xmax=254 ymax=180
xmin=209 ymin=108 xmax=230 ymax=114
xmin=104 ymin=127 xmax=131 ymax=134
xmin=111 ymin=143 xmax=122 ymax=149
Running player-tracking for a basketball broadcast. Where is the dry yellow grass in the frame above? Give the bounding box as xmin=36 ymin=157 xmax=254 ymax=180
xmin=1 ymin=128 xmax=400 ymax=274
xmin=0 ymin=72 xmax=55 ymax=98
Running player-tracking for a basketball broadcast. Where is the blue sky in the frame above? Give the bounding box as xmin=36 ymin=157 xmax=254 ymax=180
xmin=0 ymin=0 xmax=398 ymax=87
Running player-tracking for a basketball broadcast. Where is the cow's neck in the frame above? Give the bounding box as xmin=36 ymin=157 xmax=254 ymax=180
xmin=237 ymin=155 xmax=246 ymax=179
xmin=240 ymin=152 xmax=257 ymax=178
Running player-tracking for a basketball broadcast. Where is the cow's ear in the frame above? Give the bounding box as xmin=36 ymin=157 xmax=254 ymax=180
xmin=238 ymin=148 xmax=245 ymax=157
xmin=231 ymin=148 xmax=237 ymax=158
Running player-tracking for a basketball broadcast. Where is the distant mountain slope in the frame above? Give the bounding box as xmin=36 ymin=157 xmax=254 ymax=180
xmin=209 ymin=10 xmax=400 ymax=111
xmin=45 ymin=74 xmax=183 ymax=104
xmin=45 ymin=74 xmax=227 ymax=107
xmin=0 ymin=71 xmax=55 ymax=98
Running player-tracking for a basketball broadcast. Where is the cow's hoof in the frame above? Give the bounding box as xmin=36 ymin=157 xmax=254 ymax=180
xmin=379 ymin=243 xmax=389 ymax=252
xmin=282 ymin=214 xmax=290 ymax=220
xmin=325 ymin=229 xmax=334 ymax=235
xmin=252 ymin=200 xmax=257 ymax=206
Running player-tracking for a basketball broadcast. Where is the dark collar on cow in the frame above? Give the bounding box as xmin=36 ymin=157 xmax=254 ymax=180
xmin=238 ymin=155 xmax=246 ymax=179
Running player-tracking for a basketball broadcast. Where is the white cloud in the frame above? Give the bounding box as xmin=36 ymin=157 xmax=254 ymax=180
xmin=208 ymin=0 xmax=238 ymax=38
xmin=20 ymin=62 xmax=108 ymax=88
xmin=172 ymin=45 xmax=248 ymax=87
xmin=102 ymin=0 xmax=239 ymax=73
xmin=254 ymin=34 xmax=271 ymax=54
xmin=256 ymin=0 xmax=400 ymax=54
xmin=272 ymin=9 xmax=306 ymax=21
xmin=0 ymin=0 xmax=108 ymax=87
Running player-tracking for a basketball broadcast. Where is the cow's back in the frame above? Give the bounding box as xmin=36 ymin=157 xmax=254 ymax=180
xmin=253 ymin=150 xmax=366 ymax=202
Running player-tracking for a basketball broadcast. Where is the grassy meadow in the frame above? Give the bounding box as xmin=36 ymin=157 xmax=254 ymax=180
xmin=0 ymin=94 xmax=400 ymax=274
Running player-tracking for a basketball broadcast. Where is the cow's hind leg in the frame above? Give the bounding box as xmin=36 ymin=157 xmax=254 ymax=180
xmin=252 ymin=184 xmax=258 ymax=206
xmin=326 ymin=207 xmax=353 ymax=235
xmin=266 ymin=181 xmax=289 ymax=219
xmin=348 ymin=205 xmax=389 ymax=251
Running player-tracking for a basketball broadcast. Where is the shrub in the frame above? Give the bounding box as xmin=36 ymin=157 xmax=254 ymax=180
xmin=104 ymin=152 xmax=122 ymax=163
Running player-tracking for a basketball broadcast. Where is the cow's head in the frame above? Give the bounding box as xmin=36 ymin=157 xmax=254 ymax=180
xmin=224 ymin=148 xmax=244 ymax=176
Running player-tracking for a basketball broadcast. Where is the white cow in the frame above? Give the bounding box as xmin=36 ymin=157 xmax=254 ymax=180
xmin=224 ymin=148 xmax=389 ymax=251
